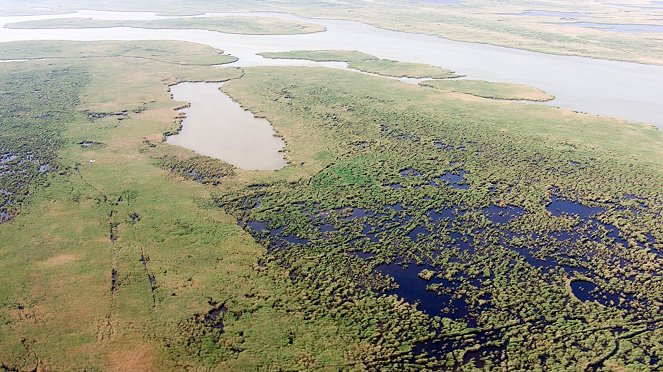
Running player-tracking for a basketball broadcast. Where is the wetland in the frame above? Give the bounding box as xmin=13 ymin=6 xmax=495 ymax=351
xmin=0 ymin=2 xmax=662 ymax=371
xmin=218 ymin=66 xmax=662 ymax=369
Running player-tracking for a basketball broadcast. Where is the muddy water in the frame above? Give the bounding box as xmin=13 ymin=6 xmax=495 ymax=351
xmin=167 ymin=82 xmax=286 ymax=170
xmin=1 ymin=10 xmax=663 ymax=128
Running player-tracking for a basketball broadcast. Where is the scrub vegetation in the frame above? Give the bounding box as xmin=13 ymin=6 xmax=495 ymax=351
xmin=259 ymin=50 xmax=461 ymax=79
xmin=0 ymin=65 xmax=87 ymax=222
xmin=6 ymin=16 xmax=326 ymax=35
xmin=0 ymin=39 xmax=661 ymax=371
xmin=420 ymin=79 xmax=554 ymax=102
xmin=157 ymin=154 xmax=235 ymax=185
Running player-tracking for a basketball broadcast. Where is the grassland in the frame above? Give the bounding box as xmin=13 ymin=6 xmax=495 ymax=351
xmin=0 ymin=39 xmax=662 ymax=370
xmin=3 ymin=0 xmax=662 ymax=65
xmin=420 ymin=79 xmax=554 ymax=101
xmin=0 ymin=40 xmax=238 ymax=66
xmin=5 ymin=16 xmax=326 ymax=35
xmin=259 ymin=50 xmax=461 ymax=79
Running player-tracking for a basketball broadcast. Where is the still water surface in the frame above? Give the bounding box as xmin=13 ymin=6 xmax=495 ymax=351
xmin=167 ymin=82 xmax=286 ymax=170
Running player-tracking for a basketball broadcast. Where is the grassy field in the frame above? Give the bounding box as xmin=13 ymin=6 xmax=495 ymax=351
xmin=259 ymin=50 xmax=461 ymax=79
xmin=2 ymin=0 xmax=662 ymax=65
xmin=6 ymin=16 xmax=326 ymax=35
xmin=420 ymin=79 xmax=554 ymax=101
xmin=0 ymin=39 xmax=661 ymax=370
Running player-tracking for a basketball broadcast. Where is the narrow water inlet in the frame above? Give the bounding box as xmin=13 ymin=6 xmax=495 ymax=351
xmin=167 ymin=82 xmax=287 ymax=170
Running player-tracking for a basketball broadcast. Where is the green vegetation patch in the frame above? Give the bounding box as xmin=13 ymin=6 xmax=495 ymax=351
xmin=421 ymin=79 xmax=555 ymax=101
xmin=259 ymin=50 xmax=461 ymax=79
xmin=0 ymin=41 xmax=353 ymax=371
xmin=6 ymin=16 xmax=326 ymax=35
xmin=0 ymin=40 xmax=238 ymax=66
xmin=158 ymin=154 xmax=235 ymax=185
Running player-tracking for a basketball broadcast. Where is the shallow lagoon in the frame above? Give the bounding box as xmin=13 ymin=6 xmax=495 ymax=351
xmin=167 ymin=82 xmax=286 ymax=170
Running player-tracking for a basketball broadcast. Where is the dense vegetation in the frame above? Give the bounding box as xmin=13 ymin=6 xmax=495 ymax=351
xmin=6 ymin=16 xmax=326 ymax=35
xmin=157 ymin=154 xmax=235 ymax=185
xmin=259 ymin=50 xmax=461 ymax=79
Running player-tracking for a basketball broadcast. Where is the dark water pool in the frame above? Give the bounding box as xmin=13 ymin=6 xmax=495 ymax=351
xmin=570 ymin=280 xmax=632 ymax=308
xmin=435 ymin=169 xmax=469 ymax=190
xmin=375 ymin=259 xmax=471 ymax=320
xmin=409 ymin=225 xmax=430 ymax=242
xmin=547 ymin=195 xmax=604 ymax=218
xmin=483 ymin=204 xmax=525 ymax=224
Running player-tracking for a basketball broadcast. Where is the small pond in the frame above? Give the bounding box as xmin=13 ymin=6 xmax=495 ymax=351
xmin=546 ymin=195 xmax=604 ymax=218
xmin=570 ymin=279 xmax=632 ymax=308
xmin=167 ymin=82 xmax=286 ymax=171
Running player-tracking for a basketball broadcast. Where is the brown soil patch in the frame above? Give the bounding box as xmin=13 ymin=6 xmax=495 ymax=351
xmin=109 ymin=344 xmax=157 ymax=372
xmin=41 ymin=254 xmax=78 ymax=267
